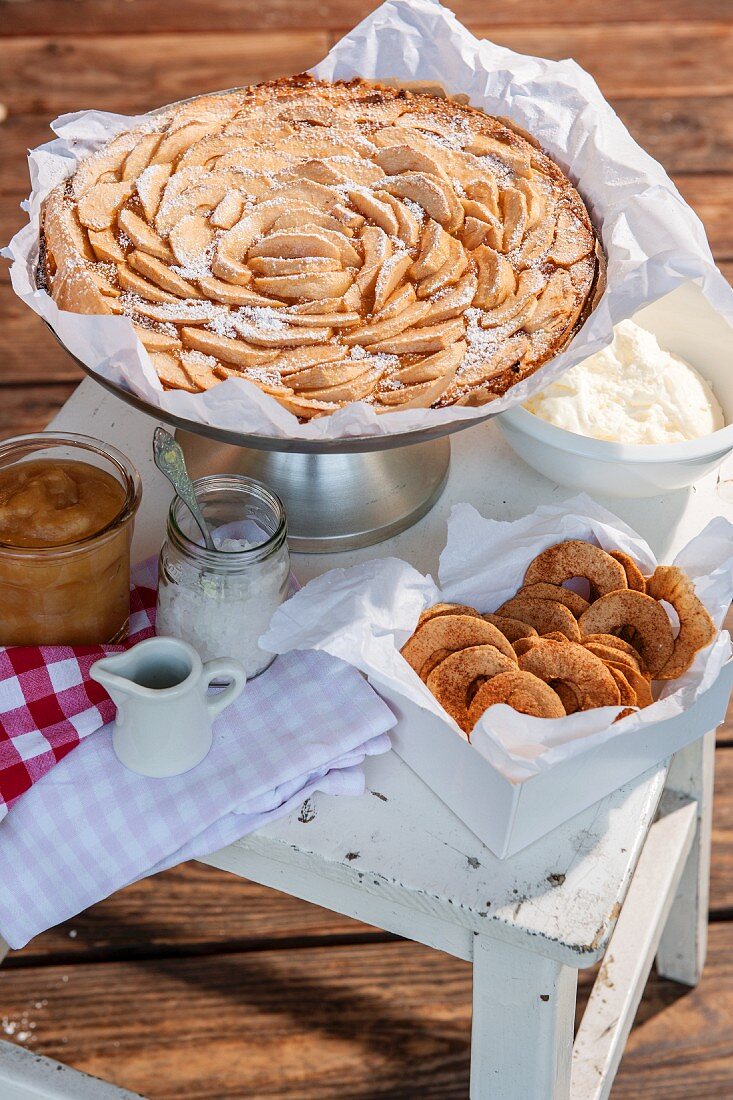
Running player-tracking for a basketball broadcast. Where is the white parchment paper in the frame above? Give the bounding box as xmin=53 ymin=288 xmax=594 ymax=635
xmin=261 ymin=495 xmax=733 ymax=782
xmin=5 ymin=0 xmax=733 ymax=441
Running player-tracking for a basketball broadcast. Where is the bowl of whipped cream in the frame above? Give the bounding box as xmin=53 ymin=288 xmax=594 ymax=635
xmin=497 ymin=283 xmax=733 ymax=497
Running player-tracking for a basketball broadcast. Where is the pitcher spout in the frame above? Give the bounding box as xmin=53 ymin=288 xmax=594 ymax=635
xmin=90 ymin=636 xmax=201 ymax=708
xmin=89 ymin=650 xmax=141 ymax=707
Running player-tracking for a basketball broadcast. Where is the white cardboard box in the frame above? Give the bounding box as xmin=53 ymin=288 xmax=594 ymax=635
xmin=376 ymin=661 xmax=733 ymax=858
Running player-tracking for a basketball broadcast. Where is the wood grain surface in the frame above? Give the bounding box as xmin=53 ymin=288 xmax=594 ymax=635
xmin=0 ymin=1 xmax=732 ymax=1097
xmin=2 ymin=925 xmax=733 ymax=1099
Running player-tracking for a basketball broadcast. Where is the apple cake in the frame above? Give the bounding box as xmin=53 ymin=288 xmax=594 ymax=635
xmin=40 ymin=74 xmax=602 ymax=419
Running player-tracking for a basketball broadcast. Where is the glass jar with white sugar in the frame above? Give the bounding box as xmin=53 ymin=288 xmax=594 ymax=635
xmin=156 ymin=475 xmax=289 ymax=678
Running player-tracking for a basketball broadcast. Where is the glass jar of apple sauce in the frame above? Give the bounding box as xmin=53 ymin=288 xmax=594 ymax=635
xmin=0 ymin=433 xmax=142 ymax=646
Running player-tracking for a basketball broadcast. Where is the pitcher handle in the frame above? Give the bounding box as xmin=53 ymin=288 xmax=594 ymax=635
xmin=202 ymin=659 xmax=247 ymax=718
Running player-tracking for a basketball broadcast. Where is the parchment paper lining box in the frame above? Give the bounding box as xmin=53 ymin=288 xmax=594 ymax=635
xmin=262 ymin=498 xmax=733 ymax=857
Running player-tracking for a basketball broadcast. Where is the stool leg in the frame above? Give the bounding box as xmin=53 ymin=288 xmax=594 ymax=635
xmin=470 ymin=935 xmax=577 ymax=1100
xmin=656 ymin=729 xmax=715 ymax=986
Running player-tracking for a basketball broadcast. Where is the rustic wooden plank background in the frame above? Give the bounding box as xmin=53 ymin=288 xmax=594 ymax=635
xmin=0 ymin=1 xmax=732 ymax=1096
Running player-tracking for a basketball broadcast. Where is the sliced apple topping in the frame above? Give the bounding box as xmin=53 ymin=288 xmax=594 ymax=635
xmin=122 ymin=133 xmax=164 ymax=181
xmin=342 ymin=301 xmax=431 ymax=347
xmin=374 ymin=145 xmax=448 ymax=180
xmin=118 ymin=207 xmax=174 ymax=263
xmin=369 ymin=317 xmax=465 ymax=356
xmin=409 ymin=220 xmax=451 ymax=280
xmin=71 ymin=133 xmax=138 ymax=199
xmin=381 ymin=173 xmax=463 ymax=232
xmin=372 ymin=251 xmax=413 ymax=313
xmin=181 ymin=327 xmax=278 ymax=367
xmin=77 ymin=181 xmax=134 ymax=231
xmin=135 ymin=163 xmax=172 ymax=222
xmin=473 ymin=245 xmax=516 ymax=310
xmin=548 ymin=208 xmax=595 ymax=266
xmin=133 ymin=325 xmax=181 ymax=353
xmin=88 ymin=228 xmax=126 ymax=264
xmin=347 ymin=188 xmax=400 ymax=236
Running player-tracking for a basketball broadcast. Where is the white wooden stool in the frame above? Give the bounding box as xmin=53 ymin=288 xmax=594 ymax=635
xmin=1 ymin=380 xmax=730 ymax=1098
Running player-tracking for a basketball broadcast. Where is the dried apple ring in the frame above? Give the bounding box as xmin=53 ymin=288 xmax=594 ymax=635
xmin=401 ymin=613 xmax=517 ymax=680
xmin=467 ymin=670 xmax=566 ymax=728
xmin=483 ymin=613 xmax=538 ymax=643
xmin=524 ymin=539 xmax=627 ymax=597
xmin=581 ymin=633 xmax=646 ymax=671
xmin=426 ymin=644 xmax=517 ymax=731
xmin=554 ymin=681 xmax=580 ymax=715
xmin=584 ymin=642 xmax=641 ymax=675
xmin=512 ymin=632 xmax=566 ymax=658
xmin=607 ymin=665 xmax=637 ymax=720
xmin=512 ymin=635 xmax=542 ymax=658
xmin=646 ymin=566 xmax=717 ymax=679
xmin=418 ymin=603 xmax=481 ymax=626
xmin=518 ymin=640 xmax=621 ymax=710
xmin=496 ymin=596 xmax=581 ymax=641
xmin=607 ymin=665 xmax=637 ymax=709
xmin=609 ymin=550 xmax=647 ymax=593
xmin=578 ymin=590 xmax=675 ymax=677
xmin=517 ymin=582 xmax=590 ymax=617
xmin=615 ymin=664 xmax=653 ymax=708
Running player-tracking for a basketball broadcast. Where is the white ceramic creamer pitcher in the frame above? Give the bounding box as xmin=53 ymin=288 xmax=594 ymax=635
xmin=91 ymin=637 xmax=246 ymax=778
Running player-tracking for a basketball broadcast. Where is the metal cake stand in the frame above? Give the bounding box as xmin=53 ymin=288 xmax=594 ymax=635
xmin=48 ymin=326 xmax=496 ymax=553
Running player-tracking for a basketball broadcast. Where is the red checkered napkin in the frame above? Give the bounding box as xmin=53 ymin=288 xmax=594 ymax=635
xmin=0 ymin=582 xmax=156 ymax=817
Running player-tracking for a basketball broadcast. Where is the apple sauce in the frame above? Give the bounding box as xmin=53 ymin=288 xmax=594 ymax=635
xmin=0 ymin=435 xmax=142 ymax=645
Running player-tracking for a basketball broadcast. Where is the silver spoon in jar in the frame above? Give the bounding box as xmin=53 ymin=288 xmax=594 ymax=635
xmin=152 ymin=427 xmax=217 ymax=552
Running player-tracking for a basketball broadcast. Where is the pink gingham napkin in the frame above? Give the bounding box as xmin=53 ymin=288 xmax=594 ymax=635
xmin=0 ymin=582 xmax=157 ymax=817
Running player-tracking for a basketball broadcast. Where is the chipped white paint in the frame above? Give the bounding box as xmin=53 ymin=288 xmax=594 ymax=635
xmin=656 ymin=730 xmax=716 ymax=984
xmin=206 ymin=751 xmax=669 ymax=966
xmin=25 ymin=380 xmax=728 ymax=1098
xmin=571 ymin=796 xmax=697 ymax=1099
xmin=0 ymin=1040 xmax=145 ymax=1099
xmin=471 ymin=937 xmax=577 ymax=1100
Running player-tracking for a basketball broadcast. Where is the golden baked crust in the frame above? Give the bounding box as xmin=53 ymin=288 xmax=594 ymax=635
xmin=40 ymin=74 xmax=601 ymax=418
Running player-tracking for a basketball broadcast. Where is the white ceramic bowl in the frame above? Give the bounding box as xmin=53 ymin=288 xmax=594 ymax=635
xmin=496 ymin=282 xmax=733 ymax=498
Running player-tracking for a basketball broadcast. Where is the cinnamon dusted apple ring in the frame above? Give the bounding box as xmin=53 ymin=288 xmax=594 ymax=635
xmin=482 ymin=613 xmax=538 ymax=643
xmin=616 ymin=664 xmax=653 ymax=708
xmin=585 ymin=641 xmax=650 ymax=699
xmin=418 ymin=602 xmax=481 ymax=626
xmin=516 ymin=582 xmax=590 ymax=617
xmin=554 ymin=682 xmax=580 ymax=715
xmin=467 ymin=670 xmax=566 ymax=728
xmin=581 ymin=633 xmax=646 ymax=672
xmin=401 ymin=613 xmax=516 ymax=680
xmin=646 ymin=566 xmax=717 ymax=680
xmin=496 ymin=596 xmax=581 ymax=641
xmin=426 ymin=644 xmax=517 ymax=731
xmin=524 ymin=539 xmax=627 ymax=597
xmin=578 ymin=590 xmax=675 ymax=677
xmin=518 ymin=639 xmax=621 ymax=710
xmin=584 ymin=642 xmax=641 ymax=676
xmin=607 ymin=666 xmax=638 ymax=720
xmin=609 ymin=551 xmax=647 ymax=593
xmin=512 ymin=635 xmax=541 ymax=658
xmin=512 ymin=631 xmax=566 ymax=658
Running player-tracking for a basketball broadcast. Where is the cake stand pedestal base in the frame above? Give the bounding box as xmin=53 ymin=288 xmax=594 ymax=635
xmin=176 ymin=430 xmax=451 ymax=553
